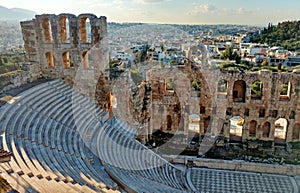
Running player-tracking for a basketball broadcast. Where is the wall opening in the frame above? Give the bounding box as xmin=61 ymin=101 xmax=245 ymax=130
xmin=290 ymin=111 xmax=295 ymax=119
xmin=249 ymin=120 xmax=257 ymax=138
xmin=45 ymin=52 xmax=54 ymax=68
xmin=280 ymin=82 xmax=291 ymax=100
xmin=59 ymin=17 xmax=70 ymax=43
xmin=42 ymin=17 xmax=52 ymax=43
xmin=166 ymin=115 xmax=172 ymax=131
xmin=233 ymin=80 xmax=246 ymax=102
xmin=293 ymin=123 xmax=300 ymax=140
xmin=226 ymin=107 xmax=232 ymax=116
xmin=62 ymin=51 xmax=70 ymax=68
xmin=200 ymin=106 xmax=206 ymax=114
xmin=165 ymin=77 xmax=174 ymax=91
xmin=262 ymin=122 xmax=270 ymax=138
xmin=229 ymin=116 xmax=244 ymax=142
xmin=82 ymin=51 xmax=89 ymax=68
xmin=188 ymin=114 xmax=200 ymax=133
xmin=191 ymin=78 xmax=201 ymax=97
xmin=259 ymin=108 xmax=265 ymax=118
xmin=244 ymin=108 xmax=249 ymax=117
xmin=203 ymin=116 xmax=210 ymax=133
xmin=274 ymin=118 xmax=288 ymax=142
xmin=271 ymin=110 xmax=278 ymax=118
xmin=217 ymin=79 xmax=227 ymax=93
xmin=80 ymin=17 xmax=91 ymax=43
xmin=251 ymin=80 xmax=262 ymax=100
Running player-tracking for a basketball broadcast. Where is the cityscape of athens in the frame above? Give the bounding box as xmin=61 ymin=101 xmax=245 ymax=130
xmin=0 ymin=0 xmax=300 ymax=192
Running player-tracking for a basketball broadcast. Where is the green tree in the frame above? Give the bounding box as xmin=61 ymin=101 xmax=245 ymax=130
xmin=221 ymin=46 xmax=241 ymax=64
xmin=191 ymin=79 xmax=201 ymax=91
xmin=221 ymin=46 xmax=233 ymax=60
xmin=251 ymin=81 xmax=262 ymax=96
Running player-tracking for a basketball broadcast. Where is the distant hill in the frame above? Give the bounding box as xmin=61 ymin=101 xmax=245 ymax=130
xmin=0 ymin=6 xmax=36 ymax=21
xmin=253 ymin=21 xmax=300 ymax=51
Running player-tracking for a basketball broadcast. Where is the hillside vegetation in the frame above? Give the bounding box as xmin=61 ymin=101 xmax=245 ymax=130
xmin=253 ymin=21 xmax=300 ymax=51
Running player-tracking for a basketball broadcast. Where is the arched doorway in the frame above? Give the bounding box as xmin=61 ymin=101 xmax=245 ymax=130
xmin=262 ymin=122 xmax=271 ymax=138
xmin=274 ymin=118 xmax=288 ymax=142
xmin=188 ymin=114 xmax=200 ymax=133
xmin=229 ymin=116 xmax=244 ymax=142
xmin=249 ymin=120 xmax=257 ymax=138
xmin=293 ymin=123 xmax=300 ymax=140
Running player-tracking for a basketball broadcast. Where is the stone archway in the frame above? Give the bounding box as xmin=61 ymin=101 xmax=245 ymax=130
xmin=229 ymin=116 xmax=244 ymax=142
xmin=59 ymin=17 xmax=70 ymax=43
xmin=274 ymin=118 xmax=288 ymax=142
xmin=249 ymin=120 xmax=257 ymax=138
xmin=293 ymin=123 xmax=300 ymax=140
xmin=42 ymin=17 xmax=52 ymax=43
xmin=262 ymin=122 xmax=271 ymax=138
xmin=188 ymin=114 xmax=200 ymax=133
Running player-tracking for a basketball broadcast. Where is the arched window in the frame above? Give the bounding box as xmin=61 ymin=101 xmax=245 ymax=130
xmin=59 ymin=17 xmax=70 ymax=43
xmin=62 ymin=51 xmax=70 ymax=68
xmin=217 ymin=79 xmax=227 ymax=93
xmin=233 ymin=80 xmax=246 ymax=102
xmin=45 ymin=52 xmax=54 ymax=68
xmin=274 ymin=118 xmax=288 ymax=141
xmin=249 ymin=120 xmax=257 ymax=137
xmin=42 ymin=18 xmax=52 ymax=43
xmin=293 ymin=123 xmax=300 ymax=140
xmin=251 ymin=80 xmax=262 ymax=100
xmin=80 ymin=17 xmax=91 ymax=43
xmin=262 ymin=122 xmax=270 ymax=138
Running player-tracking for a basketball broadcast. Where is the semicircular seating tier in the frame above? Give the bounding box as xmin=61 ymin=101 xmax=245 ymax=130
xmin=0 ymin=79 xmax=191 ymax=193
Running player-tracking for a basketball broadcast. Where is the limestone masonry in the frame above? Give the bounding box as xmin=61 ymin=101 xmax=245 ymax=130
xmin=20 ymin=14 xmax=300 ymax=148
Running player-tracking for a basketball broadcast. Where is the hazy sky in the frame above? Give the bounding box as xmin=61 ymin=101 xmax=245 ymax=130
xmin=1 ymin=0 xmax=300 ymax=25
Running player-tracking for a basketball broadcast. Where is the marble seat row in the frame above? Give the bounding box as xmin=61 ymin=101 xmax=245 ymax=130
xmin=0 ymin=79 xmax=191 ymax=192
xmin=0 ymin=80 xmax=120 ymax=192
xmin=96 ymin=119 xmax=189 ymax=191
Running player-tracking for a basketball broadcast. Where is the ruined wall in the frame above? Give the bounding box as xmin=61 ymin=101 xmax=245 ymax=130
xmin=131 ymin=65 xmax=300 ymax=144
xmin=20 ymin=15 xmax=300 ymax=145
xmin=20 ymin=13 xmax=109 ymax=102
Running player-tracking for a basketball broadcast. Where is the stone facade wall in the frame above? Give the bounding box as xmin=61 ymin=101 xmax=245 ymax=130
xmin=20 ymin=15 xmax=300 ymax=145
xmin=131 ymin=64 xmax=300 ymax=144
xmin=20 ymin=13 xmax=109 ymax=102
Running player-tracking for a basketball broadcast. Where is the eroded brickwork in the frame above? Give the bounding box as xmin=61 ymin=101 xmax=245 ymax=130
xmin=20 ymin=13 xmax=109 ymax=102
xmin=20 ymin=15 xmax=300 ymax=148
xmin=131 ymin=64 xmax=300 ymax=146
